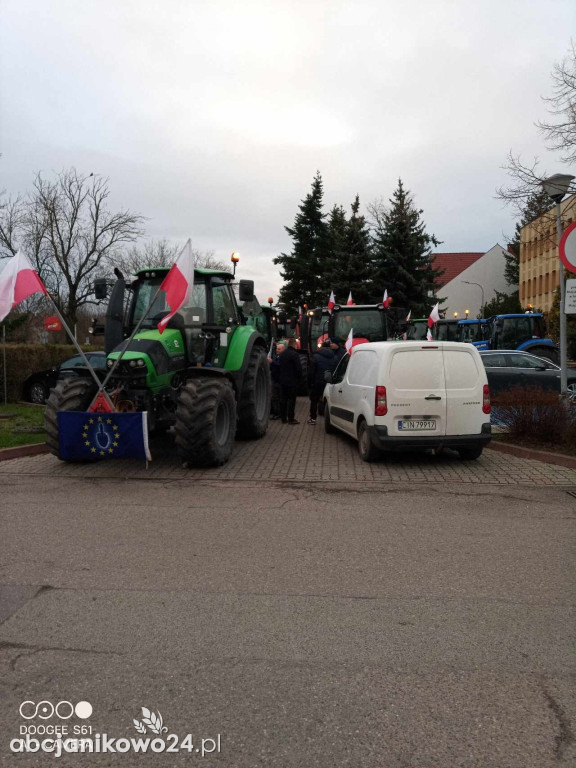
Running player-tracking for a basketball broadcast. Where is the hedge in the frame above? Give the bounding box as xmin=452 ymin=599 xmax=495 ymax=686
xmin=0 ymin=344 xmax=103 ymax=403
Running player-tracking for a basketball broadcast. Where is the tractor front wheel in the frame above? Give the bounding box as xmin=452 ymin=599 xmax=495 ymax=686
xmin=175 ymin=378 xmax=237 ymax=467
xmin=236 ymin=346 xmax=270 ymax=439
xmin=45 ymin=378 xmax=97 ymax=459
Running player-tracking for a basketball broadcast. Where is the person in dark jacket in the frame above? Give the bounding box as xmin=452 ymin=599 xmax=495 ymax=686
xmin=307 ymin=342 xmax=335 ymax=424
xmin=278 ymin=339 xmax=303 ymax=424
xmin=330 ymin=338 xmax=347 ymax=364
xmin=269 ymin=342 xmax=285 ymax=419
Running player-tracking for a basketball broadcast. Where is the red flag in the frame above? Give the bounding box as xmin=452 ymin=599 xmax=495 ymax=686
xmin=382 ymin=289 xmax=392 ymax=309
xmin=44 ymin=315 xmax=62 ymax=332
xmin=347 ymin=292 xmax=354 ymax=306
xmin=427 ymin=302 xmax=440 ymax=340
xmin=345 ymin=328 xmax=354 ymax=354
xmin=157 ymin=240 xmax=195 ymax=334
xmin=327 ymin=290 xmax=336 ymax=312
xmin=0 ymin=252 xmax=48 ymax=321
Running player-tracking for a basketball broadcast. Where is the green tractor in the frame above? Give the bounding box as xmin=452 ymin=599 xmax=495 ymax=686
xmin=45 ymin=266 xmax=271 ymax=467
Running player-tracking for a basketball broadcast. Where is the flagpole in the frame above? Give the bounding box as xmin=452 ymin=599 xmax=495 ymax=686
xmin=2 ymin=324 xmax=6 ymax=405
xmin=44 ymin=296 xmax=103 ymax=391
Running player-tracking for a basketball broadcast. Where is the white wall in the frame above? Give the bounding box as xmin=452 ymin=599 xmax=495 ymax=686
xmin=436 ymin=244 xmax=512 ymax=317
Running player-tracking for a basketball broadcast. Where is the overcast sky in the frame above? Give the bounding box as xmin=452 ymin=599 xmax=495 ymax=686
xmin=1 ymin=0 xmax=575 ymax=302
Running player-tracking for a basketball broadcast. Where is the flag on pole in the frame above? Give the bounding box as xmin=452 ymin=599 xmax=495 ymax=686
xmin=382 ymin=289 xmax=392 ymax=309
xmin=327 ymin=290 xmax=336 ymax=312
xmin=347 ymin=292 xmax=354 ymax=306
xmin=427 ymin=302 xmax=440 ymax=340
xmin=345 ymin=328 xmax=354 ymax=354
xmin=0 ymin=252 xmax=48 ymax=321
xmin=157 ymin=239 xmax=195 ymax=333
xmin=406 ymin=310 xmax=411 ymax=323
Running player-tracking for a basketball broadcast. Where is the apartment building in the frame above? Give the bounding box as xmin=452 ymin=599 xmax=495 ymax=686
xmin=520 ymin=194 xmax=575 ymax=313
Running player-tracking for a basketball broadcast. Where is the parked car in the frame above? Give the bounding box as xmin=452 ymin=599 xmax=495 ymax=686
xmin=22 ymin=352 xmax=106 ymax=404
xmin=479 ymin=350 xmax=576 ymax=399
xmin=322 ymin=341 xmax=491 ymax=462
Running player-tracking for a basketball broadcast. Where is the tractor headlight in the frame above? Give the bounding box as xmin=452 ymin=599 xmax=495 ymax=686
xmin=107 ymin=359 xmax=113 ymax=368
xmin=137 ymin=359 xmax=145 ymax=367
xmin=129 ymin=360 xmax=137 ymax=368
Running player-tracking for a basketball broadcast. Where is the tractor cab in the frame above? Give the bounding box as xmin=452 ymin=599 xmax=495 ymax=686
xmin=406 ymin=319 xmax=428 ymax=341
xmin=457 ymin=318 xmax=490 ymax=348
xmin=433 ymin=319 xmax=460 ymax=342
xmin=487 ymin=312 xmax=558 ymax=362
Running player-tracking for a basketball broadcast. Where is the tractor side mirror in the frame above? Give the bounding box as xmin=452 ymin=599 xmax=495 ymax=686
xmin=94 ymin=278 xmax=108 ymax=300
xmin=239 ymin=280 xmax=255 ymax=302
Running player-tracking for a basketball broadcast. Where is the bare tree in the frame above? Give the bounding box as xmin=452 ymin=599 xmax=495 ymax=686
xmin=497 ymin=44 xmax=576 ymax=215
xmin=538 ymin=41 xmax=576 ymax=163
xmin=114 ymin=238 xmax=227 ymax=276
xmin=0 ymin=169 xmax=145 ymax=326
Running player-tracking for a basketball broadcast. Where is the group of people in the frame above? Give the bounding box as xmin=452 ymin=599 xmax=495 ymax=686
xmin=269 ymin=338 xmax=346 ymax=426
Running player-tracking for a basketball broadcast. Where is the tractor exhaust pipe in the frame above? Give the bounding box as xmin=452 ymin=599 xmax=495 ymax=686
xmin=105 ymin=270 xmax=126 ymax=355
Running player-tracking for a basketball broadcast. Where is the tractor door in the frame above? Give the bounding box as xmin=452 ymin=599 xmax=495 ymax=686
xmin=207 ymin=279 xmax=241 ymax=367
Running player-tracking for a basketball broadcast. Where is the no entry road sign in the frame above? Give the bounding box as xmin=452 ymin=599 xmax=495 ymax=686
xmin=559 ymin=221 xmax=576 ymax=273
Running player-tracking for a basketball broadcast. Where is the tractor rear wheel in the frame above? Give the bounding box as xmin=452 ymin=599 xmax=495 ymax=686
xmin=175 ymin=378 xmax=237 ymax=467
xmin=530 ymin=346 xmax=559 ymax=365
xmin=236 ymin=346 xmax=270 ymax=439
xmin=45 ymin=378 xmax=97 ymax=459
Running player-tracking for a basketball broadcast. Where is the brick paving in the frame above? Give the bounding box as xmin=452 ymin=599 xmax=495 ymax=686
xmin=2 ymin=399 xmax=576 ymax=485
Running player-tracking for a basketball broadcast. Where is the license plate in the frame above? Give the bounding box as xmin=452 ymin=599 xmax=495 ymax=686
xmin=398 ymin=419 xmax=436 ymax=431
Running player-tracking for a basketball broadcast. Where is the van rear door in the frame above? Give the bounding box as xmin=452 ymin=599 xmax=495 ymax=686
xmin=442 ymin=344 xmax=486 ymax=435
xmin=385 ymin=345 xmax=447 ymax=436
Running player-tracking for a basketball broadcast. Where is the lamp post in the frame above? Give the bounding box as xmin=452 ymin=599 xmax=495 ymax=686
xmin=541 ymin=173 xmax=575 ymax=396
xmin=462 ymin=281 xmax=484 ymax=316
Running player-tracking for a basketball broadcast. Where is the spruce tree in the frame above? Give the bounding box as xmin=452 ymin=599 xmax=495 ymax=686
xmin=341 ymin=196 xmax=374 ymax=304
xmin=274 ymin=172 xmax=331 ymax=311
xmin=370 ymin=180 xmax=442 ymax=315
xmin=326 ymin=204 xmax=348 ymax=302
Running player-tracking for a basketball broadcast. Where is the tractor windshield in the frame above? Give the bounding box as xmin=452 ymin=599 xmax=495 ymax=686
xmin=460 ymin=321 xmax=489 ymax=343
xmin=435 ymin=322 xmax=460 ymax=341
xmin=498 ymin=315 xmax=546 ymax=347
xmin=333 ymin=309 xmax=385 ymax=342
xmin=406 ymin=320 xmax=428 ymax=341
xmin=132 ymin=277 xmax=207 ymax=328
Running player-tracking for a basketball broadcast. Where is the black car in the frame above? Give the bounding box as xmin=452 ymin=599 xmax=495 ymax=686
xmin=480 ymin=350 xmax=576 ymax=399
xmin=22 ymin=352 xmax=107 ymax=404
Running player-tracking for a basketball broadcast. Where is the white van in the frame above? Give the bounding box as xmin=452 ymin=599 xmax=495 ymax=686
xmin=323 ymin=341 xmax=491 ymax=461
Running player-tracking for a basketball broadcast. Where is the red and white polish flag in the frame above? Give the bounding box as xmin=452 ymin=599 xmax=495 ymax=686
xmin=345 ymin=327 xmax=354 ymax=354
xmin=0 ymin=251 xmax=48 ymax=322
xmin=347 ymin=292 xmax=354 ymax=306
xmin=406 ymin=310 xmax=411 ymax=322
xmin=327 ymin=290 xmax=336 ymax=312
xmin=382 ymin=289 xmax=392 ymax=309
xmin=157 ymin=239 xmax=195 ymax=334
xmin=426 ymin=302 xmax=440 ymax=341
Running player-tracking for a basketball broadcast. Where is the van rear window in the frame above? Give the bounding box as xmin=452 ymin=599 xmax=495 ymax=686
xmin=389 ymin=350 xmax=444 ymax=389
xmin=443 ymin=350 xmax=479 ymax=389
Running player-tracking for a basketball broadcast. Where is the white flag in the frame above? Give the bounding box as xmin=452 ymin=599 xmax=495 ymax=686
xmin=345 ymin=328 xmax=354 ymax=354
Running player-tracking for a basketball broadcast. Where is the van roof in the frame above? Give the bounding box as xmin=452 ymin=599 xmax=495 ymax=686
xmin=351 ymin=340 xmax=478 ymax=354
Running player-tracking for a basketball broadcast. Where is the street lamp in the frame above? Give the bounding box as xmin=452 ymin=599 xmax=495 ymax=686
xmin=462 ymin=281 xmax=485 ymax=315
xmin=541 ymin=173 xmax=575 ymax=396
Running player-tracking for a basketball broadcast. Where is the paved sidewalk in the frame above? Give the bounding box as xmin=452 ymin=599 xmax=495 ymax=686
xmin=2 ymin=399 xmax=576 ymax=485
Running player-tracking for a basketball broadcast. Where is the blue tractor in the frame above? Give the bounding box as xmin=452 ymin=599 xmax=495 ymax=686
xmin=456 ymin=313 xmax=559 ymax=363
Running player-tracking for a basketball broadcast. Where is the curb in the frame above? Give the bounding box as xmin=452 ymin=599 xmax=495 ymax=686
xmin=0 ymin=443 xmax=49 ymax=462
xmin=487 ymin=440 xmax=576 ymax=469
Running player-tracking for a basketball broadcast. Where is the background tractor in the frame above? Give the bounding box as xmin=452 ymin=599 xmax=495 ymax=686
xmin=45 ymin=266 xmax=271 ymax=467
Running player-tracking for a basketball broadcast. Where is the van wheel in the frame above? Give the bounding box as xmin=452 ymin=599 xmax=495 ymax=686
xmin=458 ymin=445 xmax=483 ymax=461
xmin=358 ymin=420 xmax=381 ymax=462
xmin=324 ymin=404 xmax=335 ymax=434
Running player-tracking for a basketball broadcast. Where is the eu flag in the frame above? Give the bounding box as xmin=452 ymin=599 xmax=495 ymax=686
xmin=57 ymin=412 xmax=151 ymax=461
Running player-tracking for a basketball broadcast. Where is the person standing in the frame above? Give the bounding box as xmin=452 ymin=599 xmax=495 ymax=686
xmin=330 ymin=338 xmax=347 ymax=365
xmin=269 ymin=342 xmax=285 ymax=420
xmin=278 ymin=338 xmax=302 ymax=424
xmin=307 ymin=341 xmax=335 ymax=425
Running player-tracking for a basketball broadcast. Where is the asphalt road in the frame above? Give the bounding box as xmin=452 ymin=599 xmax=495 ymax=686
xmin=0 ymin=471 xmax=574 ymax=767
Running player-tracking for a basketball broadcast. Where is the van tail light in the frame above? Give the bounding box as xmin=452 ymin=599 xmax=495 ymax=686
xmin=482 ymin=384 xmax=491 ymax=414
xmin=375 ymin=386 xmax=388 ymax=416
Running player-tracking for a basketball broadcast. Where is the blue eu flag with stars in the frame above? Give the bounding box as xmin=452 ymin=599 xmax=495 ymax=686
xmin=57 ymin=412 xmax=151 ymax=461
